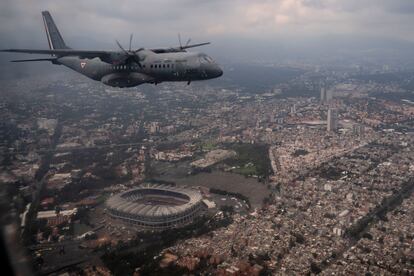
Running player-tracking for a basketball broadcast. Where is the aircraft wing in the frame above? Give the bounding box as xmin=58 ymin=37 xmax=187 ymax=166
xmin=0 ymin=49 xmax=115 ymax=60
xmin=2 ymin=40 xmax=211 ymax=59
xmin=151 ymin=42 xmax=210 ymax=53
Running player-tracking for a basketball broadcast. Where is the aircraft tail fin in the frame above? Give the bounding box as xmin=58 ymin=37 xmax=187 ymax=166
xmin=41 ymin=11 xmax=70 ymax=50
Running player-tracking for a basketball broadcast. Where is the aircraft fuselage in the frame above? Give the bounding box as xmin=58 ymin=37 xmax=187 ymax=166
xmin=57 ymin=50 xmax=222 ymax=88
xmin=1 ymin=11 xmax=223 ymax=88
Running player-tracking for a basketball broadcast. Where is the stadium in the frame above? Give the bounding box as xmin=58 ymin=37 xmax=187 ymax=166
xmin=105 ymin=184 xmax=204 ymax=230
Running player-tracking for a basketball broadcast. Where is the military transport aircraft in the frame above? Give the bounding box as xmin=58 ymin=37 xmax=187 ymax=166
xmin=0 ymin=11 xmax=223 ymax=88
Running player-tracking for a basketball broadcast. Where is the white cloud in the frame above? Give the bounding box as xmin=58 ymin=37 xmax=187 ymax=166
xmin=1 ymin=0 xmax=414 ymax=57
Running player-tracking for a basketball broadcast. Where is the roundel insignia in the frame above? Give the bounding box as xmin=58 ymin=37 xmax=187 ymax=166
xmin=80 ymin=61 xmax=86 ymax=68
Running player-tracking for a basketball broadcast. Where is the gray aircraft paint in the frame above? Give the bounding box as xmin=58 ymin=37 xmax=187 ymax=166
xmin=1 ymin=11 xmax=222 ymax=88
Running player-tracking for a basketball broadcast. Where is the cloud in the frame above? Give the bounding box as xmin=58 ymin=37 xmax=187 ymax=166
xmin=1 ymin=0 xmax=414 ymax=65
xmin=0 ymin=0 xmax=412 ymax=39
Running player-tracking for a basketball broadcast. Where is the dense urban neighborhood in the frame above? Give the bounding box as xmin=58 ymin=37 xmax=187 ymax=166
xmin=1 ymin=63 xmax=413 ymax=275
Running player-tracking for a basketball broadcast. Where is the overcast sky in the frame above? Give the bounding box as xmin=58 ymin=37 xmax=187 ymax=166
xmin=1 ymin=0 xmax=414 ymax=65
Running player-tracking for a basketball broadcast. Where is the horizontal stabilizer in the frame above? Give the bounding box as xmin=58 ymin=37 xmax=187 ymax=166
xmin=10 ymin=58 xmax=58 ymax=62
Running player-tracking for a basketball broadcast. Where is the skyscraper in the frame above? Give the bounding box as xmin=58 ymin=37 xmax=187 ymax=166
xmin=320 ymin=86 xmax=327 ymax=103
xmin=352 ymin=124 xmax=365 ymax=136
xmin=326 ymin=90 xmax=333 ymax=102
xmin=290 ymin=104 xmax=297 ymax=114
xmin=321 ymin=85 xmax=334 ymax=104
xmin=327 ymin=108 xmax=338 ymax=132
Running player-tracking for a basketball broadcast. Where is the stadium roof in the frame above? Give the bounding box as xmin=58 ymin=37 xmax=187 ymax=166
xmin=106 ymin=184 xmax=202 ymax=218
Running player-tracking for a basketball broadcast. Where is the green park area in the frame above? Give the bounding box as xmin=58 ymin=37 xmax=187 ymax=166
xmin=200 ymin=141 xmax=217 ymax=151
xmin=224 ymin=143 xmax=272 ymax=178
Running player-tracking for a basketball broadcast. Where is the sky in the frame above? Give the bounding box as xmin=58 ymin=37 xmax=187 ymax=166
xmin=1 ymin=0 xmax=414 ymax=66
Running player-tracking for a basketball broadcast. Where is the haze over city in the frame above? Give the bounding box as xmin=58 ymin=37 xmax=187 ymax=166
xmin=2 ymin=0 xmax=414 ymax=68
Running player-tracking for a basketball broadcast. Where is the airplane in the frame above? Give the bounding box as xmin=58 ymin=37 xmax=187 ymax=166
xmin=0 ymin=11 xmax=223 ymax=88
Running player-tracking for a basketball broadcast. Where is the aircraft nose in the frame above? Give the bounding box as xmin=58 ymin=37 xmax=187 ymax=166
xmin=216 ymin=66 xmax=223 ymax=77
xmin=206 ymin=64 xmax=223 ymax=78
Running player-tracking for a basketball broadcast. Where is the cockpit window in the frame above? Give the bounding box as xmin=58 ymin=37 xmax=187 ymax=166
xmin=199 ymin=55 xmax=214 ymax=64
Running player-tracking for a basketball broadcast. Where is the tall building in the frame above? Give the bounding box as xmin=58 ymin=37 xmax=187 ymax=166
xmin=327 ymin=108 xmax=338 ymax=132
xmin=320 ymin=86 xmax=327 ymax=103
xmin=326 ymin=90 xmax=333 ymax=102
xmin=321 ymin=86 xmax=334 ymax=103
xmin=290 ymin=104 xmax=297 ymax=114
xmin=352 ymin=124 xmax=365 ymax=136
xmin=149 ymin=122 xmax=160 ymax=134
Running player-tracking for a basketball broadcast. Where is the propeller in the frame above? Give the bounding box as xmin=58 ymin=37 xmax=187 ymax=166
xmin=176 ymin=33 xmax=209 ymax=52
xmin=178 ymin=33 xmax=182 ymax=49
xmin=177 ymin=33 xmax=193 ymax=51
xmin=115 ymin=34 xmax=144 ymax=67
xmin=129 ymin=33 xmax=133 ymax=51
xmin=185 ymin=38 xmax=191 ymax=47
